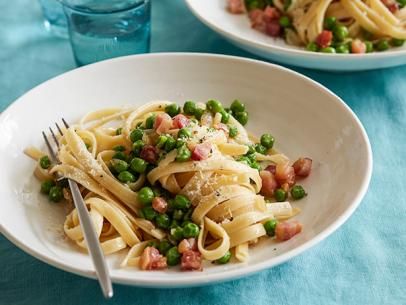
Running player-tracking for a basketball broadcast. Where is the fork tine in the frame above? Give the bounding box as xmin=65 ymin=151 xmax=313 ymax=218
xmin=42 ymin=131 xmax=58 ymax=163
xmin=62 ymin=118 xmax=70 ymax=129
xmin=49 ymin=127 xmax=60 ymax=150
xmin=55 ymin=122 xmax=63 ymax=136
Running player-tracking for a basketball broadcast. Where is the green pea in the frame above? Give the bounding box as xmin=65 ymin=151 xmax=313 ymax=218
xmin=336 ymin=44 xmax=350 ymax=54
xmin=398 ymin=0 xmax=406 ymax=8
xmin=324 ymin=16 xmax=336 ymax=30
xmin=250 ymin=161 xmax=261 ymax=170
xmin=216 ymin=251 xmax=231 ymax=264
xmin=230 ymin=100 xmax=245 ymax=113
xmin=41 ymin=180 xmax=55 ymax=194
xmin=163 ymin=136 xmax=176 ymax=152
xmin=145 ymin=114 xmax=156 ymax=129
xmin=237 ymin=156 xmax=251 ymax=166
xmin=306 ymin=42 xmax=319 ymax=52
xmin=110 ymin=159 xmax=129 ymax=173
xmin=118 ymin=171 xmax=135 ymax=183
xmin=181 ymin=219 xmax=193 ymax=228
xmin=194 ymin=108 xmax=205 ymax=120
xmin=178 ymin=128 xmax=192 ymax=139
xmin=263 ymin=219 xmax=278 ymax=237
xmin=130 ymin=157 xmax=147 ymax=174
xmin=112 ymin=151 xmax=127 ymax=161
xmin=39 ymin=155 xmax=51 ymax=169
xmin=130 ymin=128 xmax=144 ymax=142
xmin=207 ymin=99 xmax=223 ymax=113
xmin=156 ymin=214 xmax=171 ymax=229
xmin=234 ymin=111 xmax=248 ymax=126
xmin=176 ymin=145 xmax=191 ymax=162
xmin=183 ymin=222 xmax=200 ymax=238
xmin=245 ymin=0 xmax=264 ymax=10
xmin=255 ymin=143 xmax=267 ymax=155
xmin=229 ymin=126 xmax=238 ymax=138
xmin=279 ymin=15 xmax=291 ymax=28
xmin=246 ymin=153 xmax=256 ymax=163
xmin=376 ymin=39 xmax=389 ymax=51
xmin=246 ymin=145 xmax=256 ymax=155
xmin=158 ymin=240 xmax=172 ymax=255
xmin=291 ymin=185 xmax=307 ymax=200
xmin=176 ymin=138 xmax=186 ymax=148
xmin=220 ymin=110 xmax=230 ymax=123
xmin=155 ymin=135 xmax=168 ymax=149
xmin=132 ymin=139 xmax=144 ymax=150
xmin=170 ymin=219 xmax=180 ymax=229
xmin=146 ymin=240 xmax=160 ymax=248
xmin=333 ymin=25 xmax=349 ymax=41
xmin=166 ymin=247 xmax=181 ymax=266
xmin=173 ymin=209 xmax=184 ymax=221
xmin=183 ymin=101 xmax=197 ymax=115
xmin=174 ymin=194 xmax=191 ymax=210
xmin=49 ymin=186 xmax=63 ymax=202
xmin=260 ymin=134 xmax=275 ymax=149
xmin=141 ymin=206 xmax=158 ymax=221
xmin=170 ymin=226 xmax=184 ymax=241
xmin=138 ymin=187 xmax=154 ymax=205
xmin=165 ymin=103 xmax=180 ymax=117
xmin=132 ymin=140 xmax=144 ymax=156
xmin=274 ymin=188 xmax=287 ymax=202
xmin=364 ymin=41 xmax=374 ymax=53
xmin=321 ymin=47 xmax=336 ymax=53
xmin=391 ymin=38 xmax=405 ymax=47
xmin=113 ymin=145 xmax=126 ymax=152
xmin=115 ymin=127 xmax=123 ymax=135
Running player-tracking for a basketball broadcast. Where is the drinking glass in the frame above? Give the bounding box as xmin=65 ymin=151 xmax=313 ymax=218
xmin=38 ymin=0 xmax=68 ymax=37
xmin=60 ymin=0 xmax=151 ymax=66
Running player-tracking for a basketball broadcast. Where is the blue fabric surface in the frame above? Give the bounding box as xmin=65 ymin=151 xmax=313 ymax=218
xmin=1 ymin=1 xmax=405 ymax=304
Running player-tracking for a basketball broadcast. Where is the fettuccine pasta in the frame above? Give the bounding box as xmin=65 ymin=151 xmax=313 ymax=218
xmin=227 ymin=0 xmax=406 ymax=54
xmin=25 ymin=99 xmax=312 ymax=271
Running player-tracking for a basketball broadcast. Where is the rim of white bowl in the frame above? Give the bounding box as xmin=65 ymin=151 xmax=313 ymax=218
xmin=0 ymin=53 xmax=373 ymax=287
xmin=184 ymin=0 xmax=406 ymax=60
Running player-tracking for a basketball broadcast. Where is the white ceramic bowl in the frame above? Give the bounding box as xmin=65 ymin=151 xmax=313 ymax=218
xmin=0 ymin=53 xmax=372 ymax=287
xmin=185 ymin=0 xmax=406 ymax=71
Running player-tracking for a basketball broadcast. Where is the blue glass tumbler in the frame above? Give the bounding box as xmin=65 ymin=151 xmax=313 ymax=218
xmin=39 ymin=0 xmax=68 ymax=37
xmin=60 ymin=0 xmax=151 ymax=66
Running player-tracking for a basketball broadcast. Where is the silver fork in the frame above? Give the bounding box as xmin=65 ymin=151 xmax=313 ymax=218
xmin=43 ymin=119 xmax=113 ymax=299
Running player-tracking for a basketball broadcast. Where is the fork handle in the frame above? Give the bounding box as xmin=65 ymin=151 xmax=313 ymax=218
xmin=68 ymin=179 xmax=113 ymax=298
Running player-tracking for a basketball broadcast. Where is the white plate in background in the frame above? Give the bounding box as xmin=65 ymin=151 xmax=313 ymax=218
xmin=185 ymin=0 xmax=406 ymax=71
xmin=0 ymin=53 xmax=372 ymax=287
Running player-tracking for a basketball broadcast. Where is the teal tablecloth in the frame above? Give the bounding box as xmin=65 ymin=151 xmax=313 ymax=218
xmin=1 ymin=1 xmax=405 ymax=304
